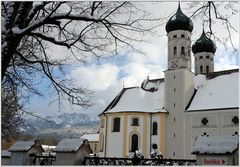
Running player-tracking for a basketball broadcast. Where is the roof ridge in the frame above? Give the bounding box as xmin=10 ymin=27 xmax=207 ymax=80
xmin=206 ymin=69 xmax=239 ymax=79
xmin=99 ymin=87 xmax=139 ymax=115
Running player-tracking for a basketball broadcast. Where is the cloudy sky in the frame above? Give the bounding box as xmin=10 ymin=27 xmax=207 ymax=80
xmin=26 ymin=1 xmax=239 ymax=119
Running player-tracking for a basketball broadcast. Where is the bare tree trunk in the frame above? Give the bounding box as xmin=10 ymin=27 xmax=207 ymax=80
xmin=1 ymin=2 xmax=33 ymax=80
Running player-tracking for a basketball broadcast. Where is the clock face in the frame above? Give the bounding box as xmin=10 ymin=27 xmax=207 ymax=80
xmin=171 ymin=60 xmax=178 ymax=68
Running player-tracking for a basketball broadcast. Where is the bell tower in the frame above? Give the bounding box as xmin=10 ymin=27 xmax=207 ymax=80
xmin=164 ymin=3 xmax=195 ymax=159
xmin=192 ymin=29 xmax=216 ymax=75
xmin=166 ymin=4 xmax=193 ymax=71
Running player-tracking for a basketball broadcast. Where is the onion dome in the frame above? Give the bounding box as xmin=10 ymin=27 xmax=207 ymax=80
xmin=192 ymin=29 xmax=216 ymax=54
xmin=166 ymin=3 xmax=193 ymax=33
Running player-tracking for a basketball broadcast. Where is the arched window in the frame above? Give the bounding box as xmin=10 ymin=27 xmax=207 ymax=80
xmin=131 ymin=134 xmax=138 ymax=152
xmin=132 ymin=118 xmax=139 ymax=126
xmin=152 ymin=122 xmax=158 ymax=135
xmin=200 ymin=66 xmax=203 ymax=73
xmin=181 ymin=47 xmax=185 ymax=55
xmin=173 ymin=47 xmax=177 ymax=55
xmin=113 ymin=117 xmax=120 ymax=132
xmin=206 ymin=65 xmax=209 ymax=74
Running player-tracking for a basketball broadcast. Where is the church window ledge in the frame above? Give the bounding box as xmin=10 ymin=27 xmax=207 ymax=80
xmin=191 ymin=125 xmax=217 ymax=128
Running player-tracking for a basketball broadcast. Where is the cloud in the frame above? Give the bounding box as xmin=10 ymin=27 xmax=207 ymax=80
xmin=27 ymin=2 xmax=239 ymax=118
xmin=69 ymin=64 xmax=120 ymax=91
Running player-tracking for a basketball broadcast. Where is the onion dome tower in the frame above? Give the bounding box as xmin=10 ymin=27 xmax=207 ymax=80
xmin=165 ymin=3 xmax=193 ymax=70
xmin=192 ymin=29 xmax=216 ymax=75
xmin=164 ymin=3 xmax=195 ymax=159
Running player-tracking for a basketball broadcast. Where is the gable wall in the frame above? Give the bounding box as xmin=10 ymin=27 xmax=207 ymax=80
xmin=185 ymin=108 xmax=239 ymax=159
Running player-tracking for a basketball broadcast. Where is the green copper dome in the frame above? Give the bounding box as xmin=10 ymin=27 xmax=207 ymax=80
xmin=166 ymin=4 xmax=193 ymax=33
xmin=192 ymin=29 xmax=216 ymax=54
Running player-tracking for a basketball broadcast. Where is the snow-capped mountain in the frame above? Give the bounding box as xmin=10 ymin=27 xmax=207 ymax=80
xmin=21 ymin=112 xmax=100 ymax=132
xmin=35 ymin=125 xmax=99 ymax=140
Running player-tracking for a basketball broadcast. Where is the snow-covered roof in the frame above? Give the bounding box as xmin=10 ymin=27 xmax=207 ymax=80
xmin=102 ymin=78 xmax=165 ymax=114
xmin=192 ymin=136 xmax=239 ymax=155
xmin=8 ymin=140 xmax=35 ymax=152
xmin=1 ymin=150 xmax=11 ymax=157
xmin=187 ymin=70 xmax=238 ymax=111
xmin=54 ymin=138 xmax=85 ymax=152
xmin=81 ymin=133 xmax=99 ymax=142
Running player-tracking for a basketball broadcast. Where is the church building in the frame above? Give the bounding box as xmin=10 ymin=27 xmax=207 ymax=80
xmin=98 ymin=4 xmax=239 ymax=159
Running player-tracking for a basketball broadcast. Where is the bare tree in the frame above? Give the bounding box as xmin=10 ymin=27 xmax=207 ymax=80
xmin=1 ymin=77 xmax=22 ymax=139
xmin=1 ymin=1 xmax=238 ymax=120
xmin=186 ymin=1 xmax=239 ymax=52
xmin=1 ymin=1 xmax=160 ymax=111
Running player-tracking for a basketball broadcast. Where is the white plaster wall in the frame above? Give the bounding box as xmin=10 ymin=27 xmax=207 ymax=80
xmin=167 ymin=30 xmax=192 ymax=70
xmin=194 ymin=52 xmax=214 ymax=74
xmin=184 ymin=109 xmax=239 ymax=159
xmin=164 ymin=69 xmax=194 ymax=159
xmin=106 ymin=115 xmax=124 ymax=157
xmin=102 ymin=113 xmax=163 ymax=158
xmin=151 ymin=115 xmax=161 ymax=152
xmin=98 ymin=116 xmax=105 ymax=157
xmin=126 ymin=114 xmax=144 ymax=153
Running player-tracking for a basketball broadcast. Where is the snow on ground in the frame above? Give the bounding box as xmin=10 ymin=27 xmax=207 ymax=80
xmin=54 ymin=138 xmax=85 ymax=152
xmin=192 ymin=136 xmax=239 ymax=154
xmin=187 ymin=72 xmax=238 ymax=111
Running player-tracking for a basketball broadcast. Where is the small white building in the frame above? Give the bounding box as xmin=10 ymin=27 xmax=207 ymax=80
xmin=54 ymin=138 xmax=92 ymax=165
xmin=81 ymin=133 xmax=99 ymax=153
xmin=8 ymin=140 xmax=44 ymax=165
xmin=192 ymin=136 xmax=239 ymax=165
xmin=1 ymin=150 xmax=11 ymax=165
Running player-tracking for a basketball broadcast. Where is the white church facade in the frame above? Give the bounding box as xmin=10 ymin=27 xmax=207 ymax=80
xmin=98 ymin=4 xmax=239 ymax=159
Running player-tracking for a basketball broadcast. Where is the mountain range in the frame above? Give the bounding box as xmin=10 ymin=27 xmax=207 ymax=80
xmin=20 ymin=112 xmax=100 ymax=139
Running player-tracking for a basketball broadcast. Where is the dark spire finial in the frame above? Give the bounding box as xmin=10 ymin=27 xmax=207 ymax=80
xmin=200 ymin=26 xmax=207 ymax=38
xmin=202 ymin=27 xmax=205 ymax=35
xmin=177 ymin=1 xmax=181 ymax=12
